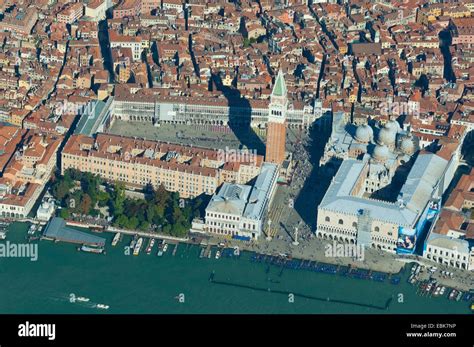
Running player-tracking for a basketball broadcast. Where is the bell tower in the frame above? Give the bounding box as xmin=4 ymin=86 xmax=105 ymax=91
xmin=266 ymin=70 xmax=288 ymax=165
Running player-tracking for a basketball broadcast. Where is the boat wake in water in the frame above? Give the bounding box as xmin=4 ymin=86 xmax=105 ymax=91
xmin=48 ymin=293 xmax=109 ymax=310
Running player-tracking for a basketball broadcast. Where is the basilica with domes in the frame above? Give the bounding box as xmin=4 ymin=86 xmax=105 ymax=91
xmin=319 ymin=112 xmax=420 ymax=199
xmin=321 ymin=112 xmax=419 ymax=171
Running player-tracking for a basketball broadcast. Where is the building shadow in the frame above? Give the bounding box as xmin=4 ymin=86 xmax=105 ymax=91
xmin=439 ymin=29 xmax=456 ymax=83
xmin=370 ymin=156 xmax=415 ymax=202
xmin=98 ymin=19 xmax=114 ymax=82
xmin=293 ymin=114 xmax=333 ymax=230
xmin=461 ymin=129 xmax=474 ymax=167
xmin=211 ymin=73 xmax=266 ymax=155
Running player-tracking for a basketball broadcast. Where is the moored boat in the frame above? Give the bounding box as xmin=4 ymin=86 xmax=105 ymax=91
xmin=28 ymin=224 xmax=37 ymax=235
xmin=146 ymin=238 xmax=155 ymax=255
xmin=90 ymin=226 xmax=104 ymax=233
xmin=133 ymin=238 xmax=143 ymax=256
xmin=390 ymin=276 xmax=401 ymax=285
xmin=78 ymin=245 xmax=104 ymax=254
xmin=130 ymin=234 xmax=138 ymax=249
xmin=111 ymin=232 xmax=121 ymax=246
xmin=157 ymin=240 xmax=164 ymax=257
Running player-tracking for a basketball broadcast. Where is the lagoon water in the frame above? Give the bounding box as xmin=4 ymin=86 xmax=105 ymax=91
xmin=0 ymin=223 xmax=470 ymax=314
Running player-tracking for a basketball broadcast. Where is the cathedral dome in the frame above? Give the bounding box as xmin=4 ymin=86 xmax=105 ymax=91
xmin=400 ymin=136 xmax=415 ymax=155
xmin=385 ymin=119 xmax=401 ymax=133
xmin=354 ymin=124 xmax=373 ymax=143
xmin=377 ymin=126 xmax=396 ymax=146
xmin=372 ymin=144 xmax=390 ymax=162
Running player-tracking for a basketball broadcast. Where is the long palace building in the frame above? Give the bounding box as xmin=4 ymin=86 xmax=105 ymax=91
xmin=110 ymin=84 xmax=319 ymax=128
xmin=61 ymin=133 xmax=264 ymax=198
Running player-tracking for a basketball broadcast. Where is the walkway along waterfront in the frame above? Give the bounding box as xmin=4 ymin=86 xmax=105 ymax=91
xmin=34 ymin=218 xmax=474 ymax=293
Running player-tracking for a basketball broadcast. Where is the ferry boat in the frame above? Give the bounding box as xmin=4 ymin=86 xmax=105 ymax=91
xmin=449 ymin=289 xmax=458 ymax=300
xmin=96 ymin=304 xmax=109 ymax=310
xmin=78 ymin=245 xmax=104 ymax=254
xmin=208 ymin=248 xmax=212 ymax=258
xmin=162 ymin=242 xmax=168 ymax=253
xmin=440 ymin=286 xmax=446 ymax=296
xmin=111 ymin=233 xmax=121 ymax=246
xmin=215 ymin=250 xmax=221 ymax=259
xmin=76 ymin=297 xmax=90 ymax=302
xmin=133 ymin=238 xmax=143 ymax=256
xmin=456 ymin=291 xmax=463 ymax=301
xmin=199 ymin=248 xmax=205 ymax=258
xmin=146 ymin=238 xmax=155 ymax=255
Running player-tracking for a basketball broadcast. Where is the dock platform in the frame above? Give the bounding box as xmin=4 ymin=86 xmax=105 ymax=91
xmin=42 ymin=218 xmax=105 ymax=247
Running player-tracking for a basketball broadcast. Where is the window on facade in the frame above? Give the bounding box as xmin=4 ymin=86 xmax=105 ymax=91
xmin=338 ymin=219 xmax=343 ymax=225
xmin=375 ymin=226 xmax=380 ymax=232
xmin=325 ymin=216 xmax=330 ymax=222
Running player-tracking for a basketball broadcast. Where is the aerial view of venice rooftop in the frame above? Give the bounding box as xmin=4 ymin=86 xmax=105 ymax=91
xmin=0 ymin=0 xmax=473 ymax=315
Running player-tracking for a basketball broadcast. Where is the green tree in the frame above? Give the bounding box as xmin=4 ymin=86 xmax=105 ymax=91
xmin=115 ymin=214 xmax=129 ymax=228
xmin=127 ymin=216 xmax=139 ymax=230
xmin=97 ymin=191 xmax=110 ymax=207
xmin=80 ymin=194 xmax=92 ymax=215
xmin=139 ymin=221 xmax=150 ymax=231
xmin=52 ymin=180 xmax=72 ymax=201
xmin=59 ymin=208 xmax=70 ymax=219
xmin=153 ymin=184 xmax=170 ymax=207
xmin=110 ymin=182 xmax=126 ymax=216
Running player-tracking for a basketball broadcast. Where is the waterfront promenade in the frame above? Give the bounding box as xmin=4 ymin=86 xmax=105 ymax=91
xmin=37 ymin=213 xmax=473 ymax=292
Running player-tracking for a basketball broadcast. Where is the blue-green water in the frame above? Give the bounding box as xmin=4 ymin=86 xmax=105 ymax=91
xmin=0 ymin=223 xmax=470 ymax=314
